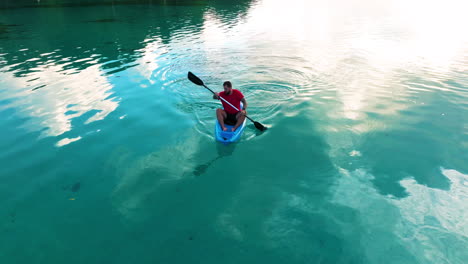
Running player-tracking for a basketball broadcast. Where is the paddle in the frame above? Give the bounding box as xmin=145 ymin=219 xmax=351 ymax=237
xmin=187 ymin=71 xmax=267 ymax=131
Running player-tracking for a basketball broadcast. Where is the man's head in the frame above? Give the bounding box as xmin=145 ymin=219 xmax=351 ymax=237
xmin=223 ymin=81 xmax=232 ymax=94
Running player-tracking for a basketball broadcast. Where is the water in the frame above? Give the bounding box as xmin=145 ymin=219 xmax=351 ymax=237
xmin=1 ymin=0 xmax=467 ymax=263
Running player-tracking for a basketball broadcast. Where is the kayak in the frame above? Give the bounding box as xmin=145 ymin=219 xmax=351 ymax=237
xmin=214 ymin=101 xmax=247 ymax=144
xmin=215 ymin=118 xmax=247 ymax=144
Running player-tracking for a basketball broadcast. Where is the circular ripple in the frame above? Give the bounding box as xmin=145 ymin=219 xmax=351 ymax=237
xmin=151 ymin=48 xmax=323 ymax=140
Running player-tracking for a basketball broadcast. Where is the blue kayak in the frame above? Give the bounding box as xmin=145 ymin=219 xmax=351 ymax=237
xmin=215 ymin=118 xmax=247 ymax=144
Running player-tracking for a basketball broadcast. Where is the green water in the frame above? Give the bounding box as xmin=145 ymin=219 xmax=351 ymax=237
xmin=1 ymin=0 xmax=467 ymax=263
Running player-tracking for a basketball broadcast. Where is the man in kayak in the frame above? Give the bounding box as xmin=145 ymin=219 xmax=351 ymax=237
xmin=213 ymin=81 xmax=247 ymax=132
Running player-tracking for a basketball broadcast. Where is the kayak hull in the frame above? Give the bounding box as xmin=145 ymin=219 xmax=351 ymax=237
xmin=215 ymin=119 xmax=246 ymax=144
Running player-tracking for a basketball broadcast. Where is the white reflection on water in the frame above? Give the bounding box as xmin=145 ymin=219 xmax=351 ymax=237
xmin=0 ymin=61 xmax=118 ymax=146
xmin=197 ymin=0 xmax=467 ymax=128
xmin=395 ymin=169 xmax=468 ymax=240
xmin=133 ymin=37 xmax=167 ymax=84
xmin=331 ymin=167 xmax=468 ymax=263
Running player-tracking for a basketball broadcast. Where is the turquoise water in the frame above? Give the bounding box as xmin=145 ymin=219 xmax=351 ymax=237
xmin=1 ymin=0 xmax=467 ymax=263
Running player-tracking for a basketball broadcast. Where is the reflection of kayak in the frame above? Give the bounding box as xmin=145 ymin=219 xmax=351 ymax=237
xmin=215 ymin=118 xmax=246 ymax=144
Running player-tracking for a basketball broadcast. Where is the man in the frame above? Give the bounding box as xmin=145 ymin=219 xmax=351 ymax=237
xmin=213 ymin=81 xmax=247 ymax=132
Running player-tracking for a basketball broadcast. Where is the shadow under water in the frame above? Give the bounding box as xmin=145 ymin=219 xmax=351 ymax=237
xmin=193 ymin=142 xmax=236 ymax=176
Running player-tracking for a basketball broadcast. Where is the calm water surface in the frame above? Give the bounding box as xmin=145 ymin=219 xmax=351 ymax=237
xmin=1 ymin=0 xmax=467 ymax=263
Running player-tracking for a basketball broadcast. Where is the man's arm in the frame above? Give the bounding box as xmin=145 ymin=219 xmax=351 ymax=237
xmin=213 ymin=93 xmax=219 ymax=99
xmin=241 ymin=97 xmax=247 ymax=110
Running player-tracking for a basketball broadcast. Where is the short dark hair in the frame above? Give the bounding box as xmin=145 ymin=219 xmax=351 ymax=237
xmin=223 ymin=81 xmax=232 ymax=88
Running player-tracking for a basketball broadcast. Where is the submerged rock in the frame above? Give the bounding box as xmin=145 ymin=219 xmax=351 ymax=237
xmin=71 ymin=182 xmax=81 ymax=192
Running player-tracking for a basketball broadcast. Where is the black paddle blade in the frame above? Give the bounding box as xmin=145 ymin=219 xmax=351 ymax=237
xmin=254 ymin=121 xmax=267 ymax=131
xmin=187 ymin=72 xmax=204 ymax=86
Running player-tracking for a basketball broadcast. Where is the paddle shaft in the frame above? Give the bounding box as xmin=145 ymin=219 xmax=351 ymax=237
xmin=203 ymin=84 xmax=255 ymax=123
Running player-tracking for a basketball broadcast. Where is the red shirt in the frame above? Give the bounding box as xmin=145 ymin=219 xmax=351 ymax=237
xmin=219 ymin=89 xmax=244 ymax=114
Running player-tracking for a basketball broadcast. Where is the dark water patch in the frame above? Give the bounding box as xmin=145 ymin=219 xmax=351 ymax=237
xmin=26 ymin=77 xmax=40 ymax=82
xmin=31 ymin=84 xmax=46 ymax=91
xmin=0 ymin=23 xmax=21 ymax=34
xmin=105 ymin=63 xmax=138 ymax=75
xmin=0 ymin=25 xmax=8 ymax=34
xmin=85 ymin=18 xmax=119 ymax=23
xmin=13 ymin=69 xmax=40 ymax=78
xmin=65 ymin=110 xmax=79 ymax=116
xmin=0 ymin=23 xmax=22 ymax=40
xmin=61 ymin=182 xmax=81 ymax=192
xmin=7 ymin=211 xmax=17 ymax=223
xmin=66 ymin=103 xmax=78 ymax=108
xmin=71 ymin=182 xmax=81 ymax=192
xmin=188 ymin=234 xmax=194 ymax=241
xmin=68 ymin=109 xmax=103 ymax=127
